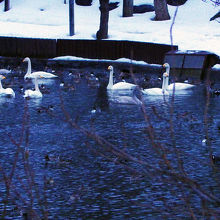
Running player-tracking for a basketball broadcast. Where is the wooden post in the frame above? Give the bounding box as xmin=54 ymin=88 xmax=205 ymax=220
xmin=69 ymin=0 xmax=75 ymax=36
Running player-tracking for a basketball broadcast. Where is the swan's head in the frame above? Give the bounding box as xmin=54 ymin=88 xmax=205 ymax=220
xmin=108 ymin=65 xmax=113 ymax=71
xmin=23 ymin=57 xmax=30 ymax=62
xmin=163 ymin=63 xmax=170 ymax=71
xmin=0 ymin=75 xmax=6 ymax=80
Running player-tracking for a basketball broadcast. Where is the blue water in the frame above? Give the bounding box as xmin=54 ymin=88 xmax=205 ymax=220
xmin=0 ymin=70 xmax=220 ymax=219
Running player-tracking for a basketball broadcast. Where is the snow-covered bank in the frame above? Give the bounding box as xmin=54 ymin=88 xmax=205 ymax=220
xmin=0 ymin=0 xmax=219 ymax=56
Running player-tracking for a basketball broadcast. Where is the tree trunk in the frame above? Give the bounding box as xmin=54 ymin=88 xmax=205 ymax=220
xmin=4 ymin=0 xmax=10 ymax=12
xmin=96 ymin=0 xmax=109 ymax=40
xmin=69 ymin=0 xmax=75 ymax=36
xmin=154 ymin=0 xmax=170 ymax=21
xmin=123 ymin=0 xmax=133 ymax=17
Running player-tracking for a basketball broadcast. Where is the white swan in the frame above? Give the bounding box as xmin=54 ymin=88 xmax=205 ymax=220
xmin=23 ymin=57 xmax=58 ymax=79
xmin=107 ymin=65 xmax=137 ymax=90
xmin=163 ymin=63 xmax=195 ymax=91
xmin=109 ymin=92 xmax=142 ymax=105
xmin=0 ymin=75 xmax=15 ymax=98
xmin=24 ymin=75 xmax=44 ymax=99
xmin=0 ymin=69 xmax=11 ymax=74
xmin=142 ymin=72 xmax=169 ymax=96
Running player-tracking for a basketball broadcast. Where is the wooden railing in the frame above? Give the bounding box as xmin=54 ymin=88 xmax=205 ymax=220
xmin=0 ymin=37 xmax=177 ymax=64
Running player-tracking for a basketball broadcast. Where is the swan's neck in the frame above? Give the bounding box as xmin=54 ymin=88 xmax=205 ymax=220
xmin=162 ymin=75 xmax=167 ymax=91
xmin=164 ymin=75 xmax=169 ymax=90
xmin=0 ymin=80 xmax=3 ymax=90
xmin=165 ymin=66 xmax=170 ymax=88
xmin=25 ymin=59 xmax=32 ymax=77
xmin=107 ymin=69 xmax=114 ymax=89
xmin=34 ymin=78 xmax=40 ymax=91
xmin=162 ymin=68 xmax=170 ymax=91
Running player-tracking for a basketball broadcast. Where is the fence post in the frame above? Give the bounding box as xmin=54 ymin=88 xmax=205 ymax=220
xmin=69 ymin=0 xmax=75 ymax=36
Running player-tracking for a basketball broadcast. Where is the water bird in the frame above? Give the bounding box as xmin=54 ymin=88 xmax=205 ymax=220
xmin=60 ymin=81 xmax=75 ymax=91
xmin=45 ymin=154 xmax=70 ymax=165
xmin=37 ymin=105 xmax=54 ymax=114
xmin=71 ymin=71 xmax=81 ymax=83
xmin=40 ymin=84 xmax=50 ymax=94
xmin=23 ymin=57 xmax=58 ymax=79
xmin=141 ymin=71 xmax=169 ymax=96
xmin=109 ymin=92 xmax=142 ymax=105
xmin=213 ymin=89 xmax=220 ymax=96
xmin=46 ymin=177 xmax=54 ymax=185
xmin=163 ymin=63 xmax=195 ymax=91
xmin=212 ymin=155 xmax=220 ymax=164
xmin=90 ymin=106 xmax=99 ymax=114
xmin=91 ymin=108 xmax=96 ymax=114
xmin=202 ymin=136 xmax=214 ymax=146
xmin=107 ymin=65 xmax=137 ymax=91
xmin=45 ymin=154 xmax=61 ymax=163
xmin=0 ymin=68 xmax=11 ymax=74
xmin=0 ymin=75 xmax=15 ymax=98
xmin=60 ymin=81 xmax=65 ymax=87
xmin=202 ymin=137 xmax=207 ymax=146
xmin=90 ymin=105 xmax=102 ymax=115
xmin=24 ymin=75 xmax=44 ymax=99
xmin=87 ymin=73 xmax=100 ymax=88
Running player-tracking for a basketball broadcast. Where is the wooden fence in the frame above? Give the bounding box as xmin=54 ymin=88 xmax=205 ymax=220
xmin=0 ymin=37 xmax=177 ymax=64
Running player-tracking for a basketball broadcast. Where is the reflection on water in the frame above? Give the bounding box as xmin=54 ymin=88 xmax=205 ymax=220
xmin=0 ymin=71 xmax=220 ymax=219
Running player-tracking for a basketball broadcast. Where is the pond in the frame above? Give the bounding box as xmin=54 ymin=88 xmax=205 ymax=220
xmin=0 ymin=62 xmax=220 ymax=219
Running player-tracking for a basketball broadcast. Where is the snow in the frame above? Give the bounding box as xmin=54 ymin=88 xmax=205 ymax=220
xmin=0 ymin=0 xmax=219 ymax=58
xmin=52 ymin=55 xmax=154 ymax=66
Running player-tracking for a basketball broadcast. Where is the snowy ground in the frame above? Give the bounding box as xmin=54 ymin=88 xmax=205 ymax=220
xmin=0 ymin=0 xmax=219 ymax=58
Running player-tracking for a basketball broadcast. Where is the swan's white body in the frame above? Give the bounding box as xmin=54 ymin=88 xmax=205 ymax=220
xmin=0 ymin=69 xmax=11 ymax=74
xmin=168 ymin=82 xmax=195 ymax=91
xmin=23 ymin=57 xmax=58 ymax=79
xmin=142 ymin=72 xmax=169 ymax=96
xmin=110 ymin=93 xmax=142 ymax=105
xmin=0 ymin=75 xmax=15 ymax=98
xmin=163 ymin=63 xmax=195 ymax=91
xmin=107 ymin=65 xmax=137 ymax=90
xmin=24 ymin=75 xmax=43 ymax=99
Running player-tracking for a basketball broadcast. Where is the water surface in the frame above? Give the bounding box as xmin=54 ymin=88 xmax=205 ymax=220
xmin=0 ymin=70 xmax=220 ymax=219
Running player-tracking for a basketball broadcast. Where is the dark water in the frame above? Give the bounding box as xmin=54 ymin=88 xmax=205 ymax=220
xmin=0 ymin=69 xmax=220 ymax=219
